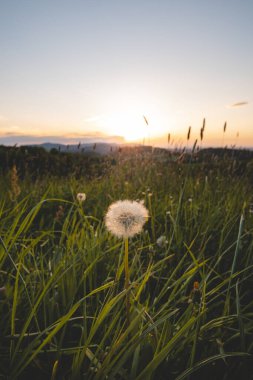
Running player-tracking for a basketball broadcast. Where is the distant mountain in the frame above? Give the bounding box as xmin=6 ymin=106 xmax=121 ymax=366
xmin=30 ymin=142 xmax=121 ymax=155
xmin=0 ymin=134 xmax=125 ymax=147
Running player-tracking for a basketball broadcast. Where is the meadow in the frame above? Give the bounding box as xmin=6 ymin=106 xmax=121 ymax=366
xmin=0 ymin=146 xmax=253 ymax=379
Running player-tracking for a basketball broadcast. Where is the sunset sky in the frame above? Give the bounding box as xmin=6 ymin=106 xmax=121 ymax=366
xmin=0 ymin=0 xmax=252 ymax=147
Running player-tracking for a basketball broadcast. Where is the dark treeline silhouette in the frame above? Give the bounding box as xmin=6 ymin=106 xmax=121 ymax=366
xmin=1 ymin=144 xmax=253 ymax=182
xmin=0 ymin=145 xmax=110 ymax=179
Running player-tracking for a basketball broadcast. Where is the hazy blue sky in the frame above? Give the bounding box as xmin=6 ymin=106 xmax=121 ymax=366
xmin=0 ymin=0 xmax=252 ymax=146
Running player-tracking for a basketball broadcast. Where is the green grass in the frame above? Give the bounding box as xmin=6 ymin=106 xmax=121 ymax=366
xmin=0 ymin=151 xmax=253 ymax=379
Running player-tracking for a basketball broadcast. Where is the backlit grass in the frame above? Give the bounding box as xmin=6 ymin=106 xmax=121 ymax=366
xmin=0 ymin=150 xmax=253 ymax=379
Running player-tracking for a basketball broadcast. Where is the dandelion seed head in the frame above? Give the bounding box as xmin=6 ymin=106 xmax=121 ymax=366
xmin=105 ymin=200 xmax=149 ymax=238
xmin=156 ymin=235 xmax=168 ymax=247
xmin=77 ymin=193 xmax=86 ymax=202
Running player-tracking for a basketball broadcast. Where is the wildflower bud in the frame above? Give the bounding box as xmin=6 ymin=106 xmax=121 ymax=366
xmin=188 ymin=281 xmax=201 ymax=305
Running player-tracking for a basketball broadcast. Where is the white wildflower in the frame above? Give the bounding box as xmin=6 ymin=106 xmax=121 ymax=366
xmin=105 ymin=200 xmax=149 ymax=238
xmin=156 ymin=235 xmax=168 ymax=247
xmin=76 ymin=193 xmax=86 ymax=202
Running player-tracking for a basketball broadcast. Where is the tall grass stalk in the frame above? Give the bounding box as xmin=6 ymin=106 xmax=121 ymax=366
xmin=224 ymin=209 xmax=245 ymax=315
xmin=124 ymin=237 xmax=130 ymax=326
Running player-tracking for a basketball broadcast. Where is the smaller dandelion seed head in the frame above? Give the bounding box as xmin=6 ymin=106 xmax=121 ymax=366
xmin=105 ymin=200 xmax=149 ymax=238
xmin=156 ymin=235 xmax=168 ymax=247
xmin=77 ymin=193 xmax=86 ymax=202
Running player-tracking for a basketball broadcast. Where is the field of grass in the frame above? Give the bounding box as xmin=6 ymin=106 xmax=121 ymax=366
xmin=0 ymin=148 xmax=253 ymax=379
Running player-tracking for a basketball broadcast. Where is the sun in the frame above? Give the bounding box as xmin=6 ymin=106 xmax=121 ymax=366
xmin=99 ymin=112 xmax=149 ymax=142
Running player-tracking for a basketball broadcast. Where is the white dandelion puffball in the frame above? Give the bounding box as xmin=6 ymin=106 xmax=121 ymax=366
xmin=105 ymin=200 xmax=149 ymax=238
xmin=156 ymin=235 xmax=168 ymax=248
xmin=76 ymin=193 xmax=86 ymax=202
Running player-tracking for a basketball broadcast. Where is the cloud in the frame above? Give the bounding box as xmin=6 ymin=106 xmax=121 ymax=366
xmin=0 ymin=125 xmax=22 ymax=135
xmin=228 ymin=101 xmax=249 ymax=108
xmin=5 ymin=125 xmax=22 ymax=134
xmin=0 ymin=125 xmax=22 ymax=139
xmin=63 ymin=131 xmax=110 ymax=139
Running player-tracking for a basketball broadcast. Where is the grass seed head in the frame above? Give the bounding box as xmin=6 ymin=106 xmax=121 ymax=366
xmin=10 ymin=164 xmax=21 ymax=201
xmin=187 ymin=126 xmax=191 ymax=140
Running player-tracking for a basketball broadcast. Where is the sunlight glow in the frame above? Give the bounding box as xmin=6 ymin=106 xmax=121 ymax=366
xmin=92 ymin=97 xmax=169 ymax=144
xmin=100 ymin=112 xmax=148 ymax=142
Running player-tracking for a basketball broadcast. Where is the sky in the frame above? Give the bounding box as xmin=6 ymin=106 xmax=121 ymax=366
xmin=0 ymin=0 xmax=252 ymax=147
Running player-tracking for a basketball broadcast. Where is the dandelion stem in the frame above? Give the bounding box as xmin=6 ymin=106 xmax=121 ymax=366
xmin=124 ymin=237 xmax=130 ymax=325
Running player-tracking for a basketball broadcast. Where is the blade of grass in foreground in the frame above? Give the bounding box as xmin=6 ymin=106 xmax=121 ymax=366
xmin=175 ymin=352 xmax=251 ymax=380
xmin=71 ymin=289 xmax=128 ymax=378
xmin=224 ymin=209 xmax=245 ymax=315
xmin=11 ymin=280 xmax=116 ymax=378
xmin=136 ymin=316 xmax=197 ymax=380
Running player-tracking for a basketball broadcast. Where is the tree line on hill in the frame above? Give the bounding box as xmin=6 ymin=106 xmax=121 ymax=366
xmin=0 ymin=144 xmax=253 ymax=182
xmin=0 ymin=145 xmax=112 ymax=179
